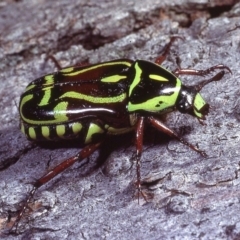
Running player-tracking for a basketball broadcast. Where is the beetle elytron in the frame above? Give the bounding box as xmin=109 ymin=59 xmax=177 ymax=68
xmin=11 ymin=37 xmax=231 ymax=232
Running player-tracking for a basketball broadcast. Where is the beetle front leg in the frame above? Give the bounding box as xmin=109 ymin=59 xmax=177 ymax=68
xmin=173 ymin=65 xmax=231 ymax=92
xmin=135 ymin=116 xmax=148 ymax=202
xmin=173 ymin=64 xmax=231 ymax=77
xmin=9 ymin=142 xmax=101 ymax=234
xmin=148 ymin=116 xmax=206 ymax=157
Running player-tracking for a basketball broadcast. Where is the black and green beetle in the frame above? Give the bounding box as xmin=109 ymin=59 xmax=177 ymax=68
xmin=12 ymin=37 xmax=231 ymax=232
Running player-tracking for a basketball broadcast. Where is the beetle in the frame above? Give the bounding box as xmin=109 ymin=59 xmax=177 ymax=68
xmin=10 ymin=37 xmax=231 ymax=232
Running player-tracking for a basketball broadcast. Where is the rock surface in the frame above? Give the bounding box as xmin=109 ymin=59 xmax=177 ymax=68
xmin=0 ymin=0 xmax=239 ymax=239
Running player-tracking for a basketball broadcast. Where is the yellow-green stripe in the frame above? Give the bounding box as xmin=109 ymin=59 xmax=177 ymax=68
xmin=60 ymin=91 xmax=126 ymax=104
xmin=129 ymin=62 xmax=142 ymax=96
xmin=63 ymin=61 xmax=132 ymax=77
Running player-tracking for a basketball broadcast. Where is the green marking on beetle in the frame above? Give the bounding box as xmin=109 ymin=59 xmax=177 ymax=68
xmin=194 ymin=110 xmax=202 ymax=118
xmin=20 ymin=94 xmax=33 ymax=107
xmin=63 ymin=61 xmax=132 ymax=77
xmin=42 ymin=126 xmax=50 ymax=139
xmin=20 ymin=94 xmax=69 ymax=124
xmin=29 ymin=127 xmax=36 ymax=140
xmin=149 ymin=74 xmax=168 ymax=82
xmin=193 ymin=93 xmax=206 ymax=118
xmin=85 ymin=123 xmax=104 ymax=144
xmin=194 ymin=93 xmax=206 ymax=111
xmin=56 ymin=125 xmax=66 ymax=137
xmin=128 ymin=78 xmax=181 ymax=112
xmin=38 ymin=89 xmax=51 ymax=106
xmin=60 ymin=67 xmax=74 ymax=73
xmin=44 ymin=75 xmax=54 ymax=85
xmin=72 ymin=122 xmax=83 ymax=134
xmin=101 ymin=75 xmax=127 ymax=83
xmin=20 ymin=123 xmax=25 ymax=135
xmin=25 ymin=84 xmax=36 ymax=92
xmin=53 ymin=102 xmax=69 ymax=122
xmin=19 ymin=94 xmax=34 ymax=121
xmin=20 ymin=99 xmax=68 ymax=125
xmin=60 ymin=91 xmax=126 ymax=104
xmin=105 ymin=125 xmax=133 ymax=135
xmin=129 ymin=62 xmax=142 ymax=96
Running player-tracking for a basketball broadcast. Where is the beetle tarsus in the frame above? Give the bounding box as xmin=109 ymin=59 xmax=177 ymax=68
xmin=8 ymin=186 xmax=37 ymax=234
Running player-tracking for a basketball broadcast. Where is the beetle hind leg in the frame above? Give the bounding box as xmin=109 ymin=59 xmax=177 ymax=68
xmin=8 ymin=142 xmax=101 ymax=234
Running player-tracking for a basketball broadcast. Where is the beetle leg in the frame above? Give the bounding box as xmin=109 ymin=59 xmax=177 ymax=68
xmin=47 ymin=55 xmax=62 ymax=70
xmin=147 ymin=116 xmax=206 ymax=157
xmin=155 ymin=36 xmax=183 ymax=65
xmin=9 ymin=142 xmax=101 ymax=234
xmin=173 ymin=64 xmax=232 ymax=77
xmin=48 ymin=55 xmax=90 ymax=70
xmin=135 ymin=116 xmax=148 ymax=202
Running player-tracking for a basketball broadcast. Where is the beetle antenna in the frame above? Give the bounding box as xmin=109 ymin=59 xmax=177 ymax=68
xmin=175 ymin=64 xmax=232 ymax=91
xmin=194 ymin=70 xmax=225 ymax=92
xmin=194 ymin=64 xmax=232 ymax=92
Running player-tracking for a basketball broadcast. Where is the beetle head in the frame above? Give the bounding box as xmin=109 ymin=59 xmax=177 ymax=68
xmin=176 ymin=71 xmax=225 ymax=120
xmin=176 ymin=86 xmax=209 ymax=119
